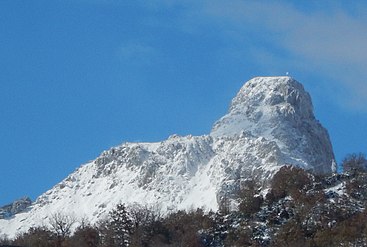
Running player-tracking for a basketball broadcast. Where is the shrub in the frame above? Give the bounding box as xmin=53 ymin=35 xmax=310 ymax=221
xmin=238 ymin=180 xmax=263 ymax=216
xmin=342 ymin=153 xmax=367 ymax=174
xmin=270 ymin=166 xmax=312 ymax=201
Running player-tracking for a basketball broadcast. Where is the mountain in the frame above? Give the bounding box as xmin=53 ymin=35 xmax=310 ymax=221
xmin=0 ymin=197 xmax=31 ymax=219
xmin=211 ymin=76 xmax=335 ymax=174
xmin=0 ymin=76 xmax=335 ymax=238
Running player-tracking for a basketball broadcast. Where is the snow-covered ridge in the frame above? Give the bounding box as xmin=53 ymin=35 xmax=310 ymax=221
xmin=0 ymin=76 xmax=335 ymax=238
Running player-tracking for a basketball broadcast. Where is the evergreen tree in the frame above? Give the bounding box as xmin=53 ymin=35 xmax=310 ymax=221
xmin=109 ymin=203 xmax=133 ymax=247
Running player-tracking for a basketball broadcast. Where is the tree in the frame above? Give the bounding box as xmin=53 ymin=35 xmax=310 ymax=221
xmin=108 ymin=203 xmax=133 ymax=247
xmin=342 ymin=153 xmax=367 ymax=174
xmin=97 ymin=219 xmax=115 ymax=247
xmin=162 ymin=210 xmax=207 ymax=247
xmin=69 ymin=225 xmax=100 ymax=247
xmin=238 ymin=180 xmax=263 ymax=216
xmin=269 ymin=166 xmax=312 ymax=202
xmin=128 ymin=204 xmax=161 ymax=247
xmin=14 ymin=226 xmax=54 ymax=247
xmin=272 ymin=219 xmax=307 ymax=247
xmin=49 ymin=212 xmax=76 ymax=246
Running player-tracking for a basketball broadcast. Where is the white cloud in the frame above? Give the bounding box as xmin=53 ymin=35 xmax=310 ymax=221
xmin=113 ymin=0 xmax=367 ymax=110
xmin=197 ymin=0 xmax=367 ymax=111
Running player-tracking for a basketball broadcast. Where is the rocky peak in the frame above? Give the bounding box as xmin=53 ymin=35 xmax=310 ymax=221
xmin=212 ymin=77 xmax=314 ymax=136
xmin=230 ymin=76 xmax=314 ymax=119
xmin=0 ymin=197 xmax=32 ymax=219
xmin=211 ymin=76 xmax=335 ymax=174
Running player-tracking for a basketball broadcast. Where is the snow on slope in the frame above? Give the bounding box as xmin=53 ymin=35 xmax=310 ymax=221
xmin=0 ymin=76 xmax=336 ymax=238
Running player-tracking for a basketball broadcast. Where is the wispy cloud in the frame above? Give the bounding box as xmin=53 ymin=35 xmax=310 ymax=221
xmin=113 ymin=0 xmax=367 ymax=110
xmin=143 ymin=1 xmax=363 ymax=111
xmin=199 ymin=0 xmax=367 ymax=111
xmin=281 ymin=8 xmax=367 ymax=111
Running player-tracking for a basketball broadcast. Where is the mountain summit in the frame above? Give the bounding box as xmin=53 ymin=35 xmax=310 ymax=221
xmin=211 ymin=76 xmax=335 ymax=174
xmin=0 ymin=76 xmax=335 ymax=237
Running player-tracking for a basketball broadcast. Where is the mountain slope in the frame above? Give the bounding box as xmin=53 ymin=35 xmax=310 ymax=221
xmin=0 ymin=76 xmax=335 ymax=238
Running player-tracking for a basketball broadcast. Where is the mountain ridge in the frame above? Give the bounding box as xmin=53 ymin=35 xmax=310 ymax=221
xmin=0 ymin=76 xmax=335 ymax=237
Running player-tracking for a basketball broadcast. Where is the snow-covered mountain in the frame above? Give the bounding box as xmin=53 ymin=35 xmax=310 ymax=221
xmin=0 ymin=76 xmax=335 ymax=237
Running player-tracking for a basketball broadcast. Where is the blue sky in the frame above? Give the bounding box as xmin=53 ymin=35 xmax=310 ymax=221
xmin=1 ymin=0 xmax=367 ymax=205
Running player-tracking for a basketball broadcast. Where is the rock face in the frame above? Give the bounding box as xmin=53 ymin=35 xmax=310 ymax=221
xmin=211 ymin=76 xmax=335 ymax=174
xmin=0 ymin=197 xmax=32 ymax=219
xmin=0 ymin=76 xmax=335 ymax=237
